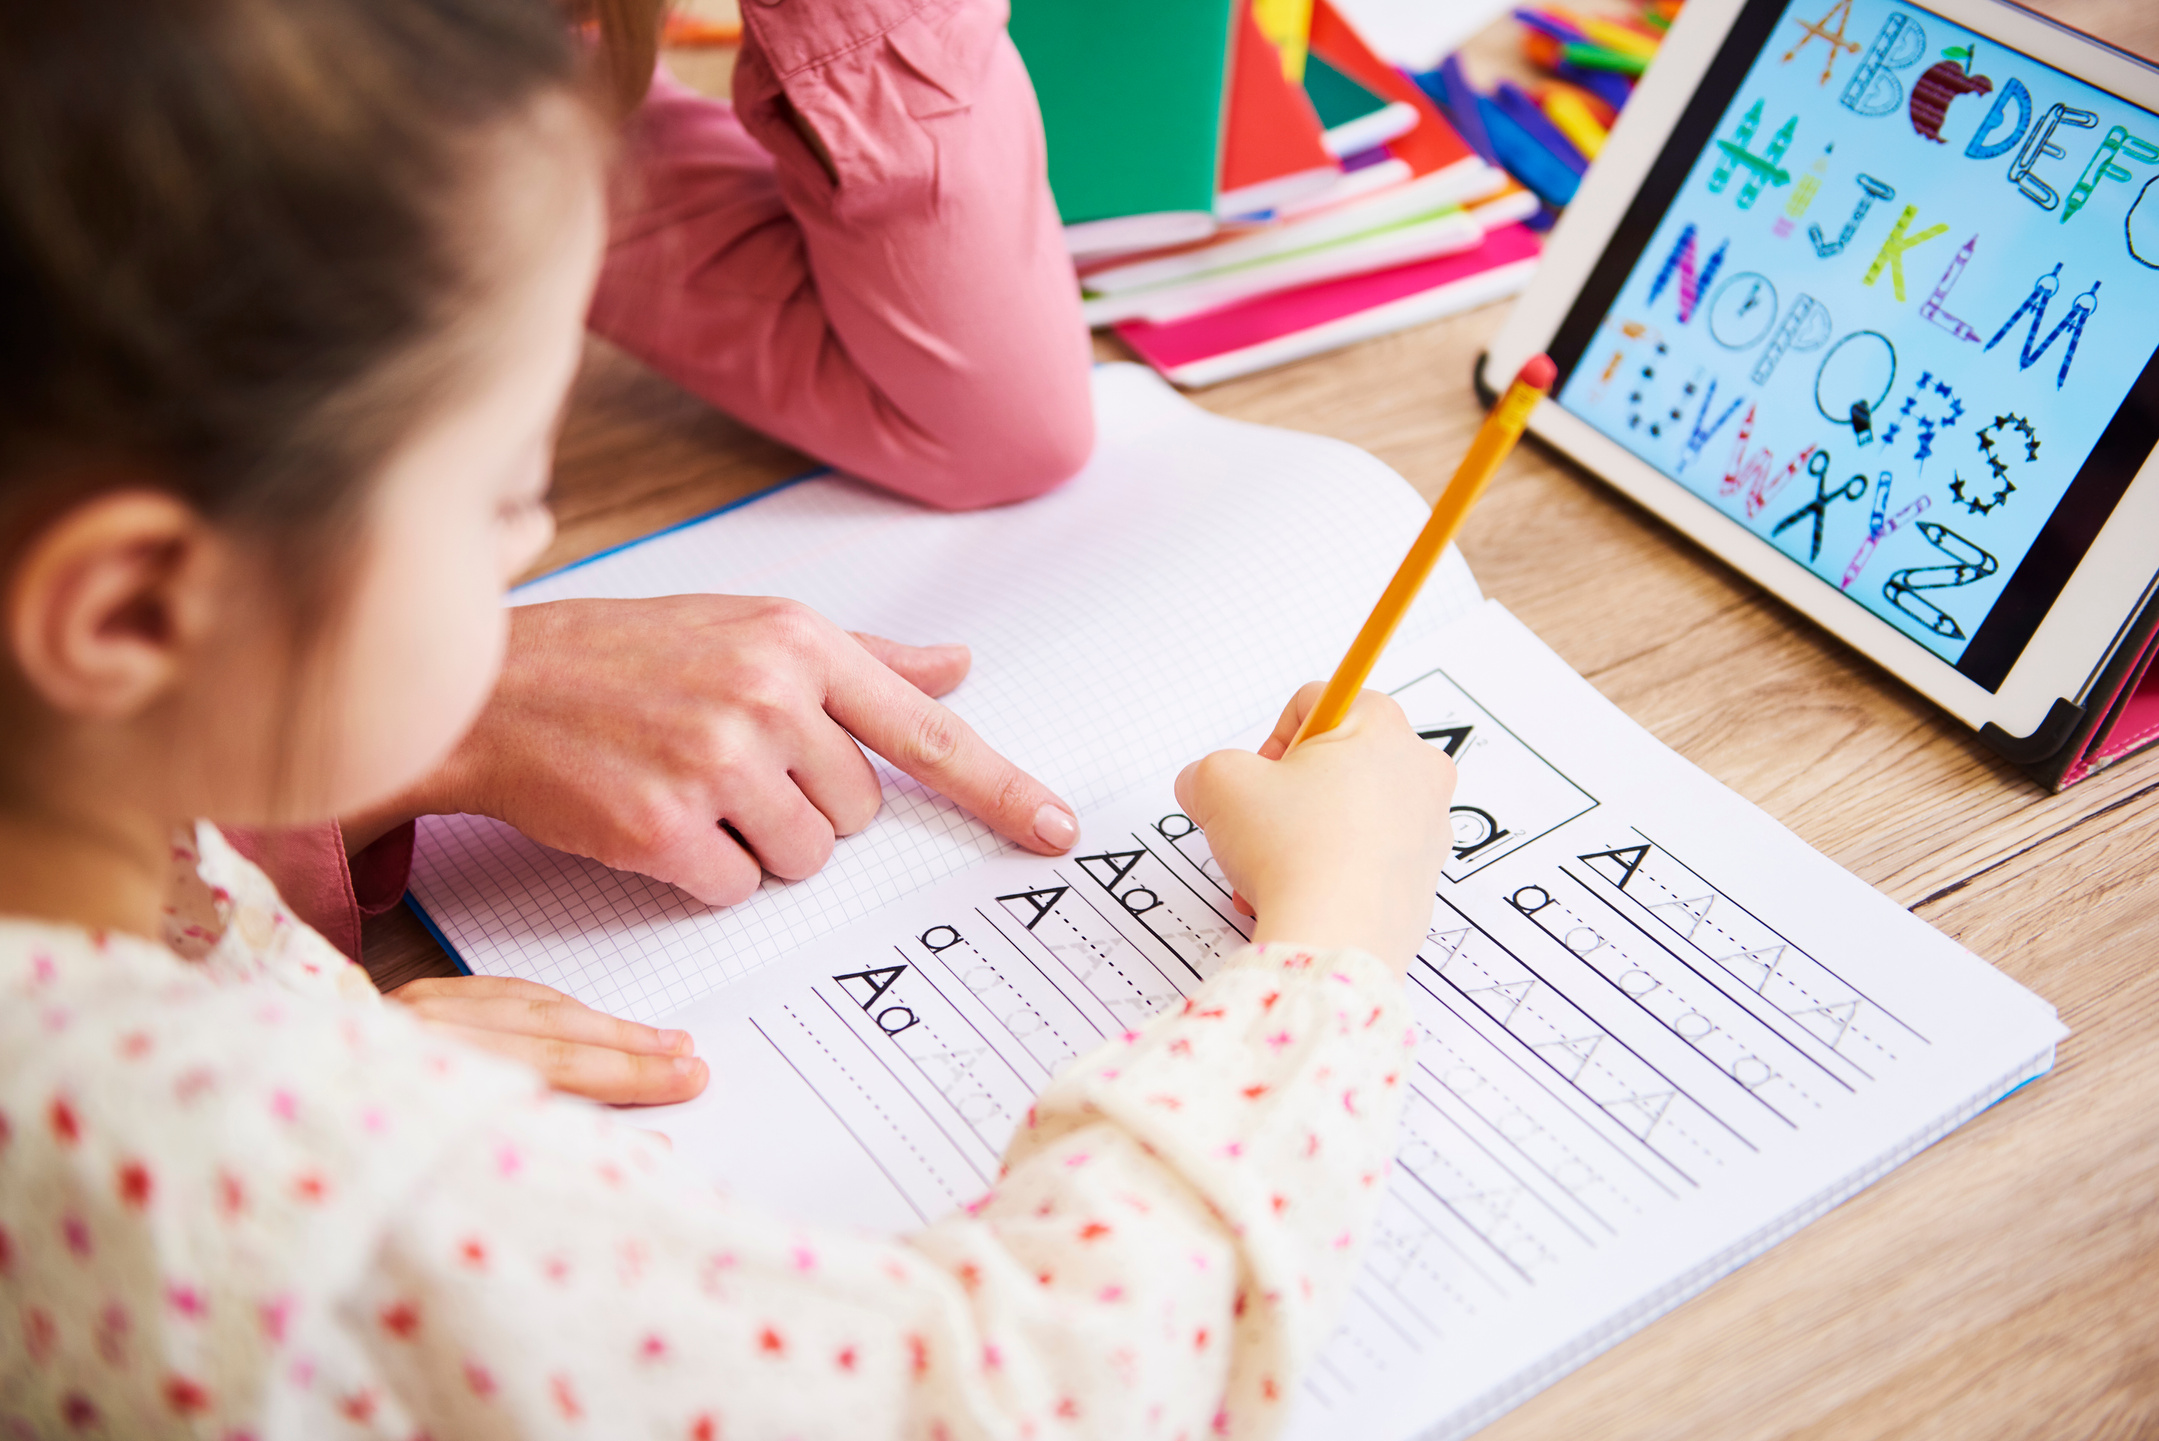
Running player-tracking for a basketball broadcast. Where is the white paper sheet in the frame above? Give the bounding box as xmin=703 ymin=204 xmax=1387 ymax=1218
xmin=1331 ymin=0 xmax=1518 ymax=71
xmin=409 ymin=366 xmax=1483 ymax=1021
xmin=648 ymin=600 xmax=2065 ymax=1441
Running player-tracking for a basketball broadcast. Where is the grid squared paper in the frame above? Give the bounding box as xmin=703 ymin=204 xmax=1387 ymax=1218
xmin=409 ymin=365 xmax=1484 ymax=1022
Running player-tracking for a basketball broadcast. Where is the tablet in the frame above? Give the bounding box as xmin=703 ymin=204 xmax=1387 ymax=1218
xmin=1483 ymin=0 xmax=2159 ymax=747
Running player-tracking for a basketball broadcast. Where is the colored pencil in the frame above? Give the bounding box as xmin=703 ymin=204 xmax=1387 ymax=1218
xmin=1480 ymin=99 xmax=1582 ymax=205
xmin=1514 ymin=9 xmax=1590 ymax=44
xmin=1562 ymin=41 xmax=1649 ymax=75
xmin=1568 ymin=13 xmax=1661 ymax=55
xmin=1495 ymin=80 xmax=1589 ymax=174
xmin=662 ymin=14 xmax=741 ymax=45
xmin=1541 ymin=85 xmax=1611 ymax=159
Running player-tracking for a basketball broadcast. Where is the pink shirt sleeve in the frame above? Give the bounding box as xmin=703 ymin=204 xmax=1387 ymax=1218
xmin=586 ymin=0 xmax=1096 ymax=511
xmin=220 ymin=821 xmax=416 ymax=965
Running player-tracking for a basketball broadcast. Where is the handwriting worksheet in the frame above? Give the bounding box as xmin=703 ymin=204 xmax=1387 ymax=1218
xmin=652 ymin=601 xmax=2064 ymax=1441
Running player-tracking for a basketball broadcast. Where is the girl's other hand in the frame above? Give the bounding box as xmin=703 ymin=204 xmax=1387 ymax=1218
xmin=1173 ymin=686 xmax=1455 ymax=973
xmin=389 ymin=975 xmax=707 ymax=1105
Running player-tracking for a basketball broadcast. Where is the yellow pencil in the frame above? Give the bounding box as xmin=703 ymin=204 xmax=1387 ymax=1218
xmin=1541 ymin=86 xmax=1611 ymax=160
xmin=1289 ymin=354 xmax=1556 ymax=748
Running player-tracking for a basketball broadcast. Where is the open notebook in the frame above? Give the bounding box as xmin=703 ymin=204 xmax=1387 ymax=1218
xmin=409 ymin=365 xmax=2064 ymax=1441
xmin=409 ymin=365 xmax=1483 ymax=1022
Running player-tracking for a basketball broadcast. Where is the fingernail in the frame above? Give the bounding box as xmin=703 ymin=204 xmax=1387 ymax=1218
xmin=661 ymin=1029 xmax=693 ymax=1055
xmin=672 ymin=1055 xmax=697 ymax=1075
xmin=1033 ymin=803 xmax=1078 ymax=850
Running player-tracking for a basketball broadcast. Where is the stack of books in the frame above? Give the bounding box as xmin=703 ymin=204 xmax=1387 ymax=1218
xmin=1011 ymin=0 xmax=1542 ymax=387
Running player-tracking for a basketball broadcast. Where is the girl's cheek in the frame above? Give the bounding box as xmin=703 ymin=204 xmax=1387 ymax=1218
xmin=503 ymin=503 xmax=556 ymax=582
xmin=312 ymin=508 xmax=512 ymax=819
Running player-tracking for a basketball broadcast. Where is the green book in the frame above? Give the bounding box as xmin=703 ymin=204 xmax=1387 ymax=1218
xmin=1007 ymin=0 xmax=1236 ymax=254
xmin=1301 ymin=52 xmax=1387 ymax=131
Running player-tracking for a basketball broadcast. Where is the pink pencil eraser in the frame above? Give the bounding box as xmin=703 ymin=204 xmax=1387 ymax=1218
xmin=1519 ymin=353 xmax=1557 ymax=390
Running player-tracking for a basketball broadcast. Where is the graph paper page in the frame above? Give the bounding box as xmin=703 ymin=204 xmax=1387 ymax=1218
xmin=647 ymin=599 xmax=2065 ymax=1441
xmin=408 ymin=365 xmax=1483 ymax=1020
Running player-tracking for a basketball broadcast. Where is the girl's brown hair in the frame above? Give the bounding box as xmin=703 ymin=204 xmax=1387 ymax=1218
xmin=0 ymin=0 xmax=609 ymax=807
xmin=0 ymin=0 xmax=585 ymax=570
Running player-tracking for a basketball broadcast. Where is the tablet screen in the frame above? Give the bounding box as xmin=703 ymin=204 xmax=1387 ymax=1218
xmin=1550 ymin=0 xmax=2159 ymax=690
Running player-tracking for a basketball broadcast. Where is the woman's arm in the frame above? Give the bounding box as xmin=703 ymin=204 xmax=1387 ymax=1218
xmin=220 ymin=819 xmax=411 ymax=962
xmin=587 ymin=0 xmax=1095 ymax=510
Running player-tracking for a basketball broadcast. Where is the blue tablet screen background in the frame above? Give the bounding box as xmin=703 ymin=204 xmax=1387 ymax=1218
xmin=1557 ymin=0 xmax=2159 ymax=668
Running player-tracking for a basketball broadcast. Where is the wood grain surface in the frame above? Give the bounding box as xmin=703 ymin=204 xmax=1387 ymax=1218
xmin=365 ymin=4 xmax=2159 ymax=1434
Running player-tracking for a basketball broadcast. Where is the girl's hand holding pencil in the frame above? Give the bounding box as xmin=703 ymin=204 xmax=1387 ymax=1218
xmin=1174 ymin=354 xmax=1563 ymax=976
xmin=1177 ymin=686 xmax=1456 ymax=971
xmin=1176 ymin=354 xmax=1554 ymax=972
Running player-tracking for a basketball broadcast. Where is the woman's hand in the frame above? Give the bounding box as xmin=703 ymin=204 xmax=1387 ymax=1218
xmin=1173 ymin=685 xmax=1456 ymax=972
xmin=347 ymin=595 xmax=1079 ymax=904
xmin=389 ymin=975 xmax=708 ymax=1105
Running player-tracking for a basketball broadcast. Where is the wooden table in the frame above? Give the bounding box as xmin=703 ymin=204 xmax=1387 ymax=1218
xmin=366 ymin=1 xmax=2159 ymax=1432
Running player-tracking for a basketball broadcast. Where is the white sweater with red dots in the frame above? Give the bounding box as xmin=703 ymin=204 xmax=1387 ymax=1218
xmin=0 ymin=823 xmax=1413 ymax=1439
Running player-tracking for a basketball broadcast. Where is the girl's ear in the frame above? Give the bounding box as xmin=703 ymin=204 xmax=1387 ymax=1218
xmin=6 ymin=491 xmax=225 ymax=720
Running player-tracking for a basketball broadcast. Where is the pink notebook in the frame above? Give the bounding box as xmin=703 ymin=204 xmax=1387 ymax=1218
xmin=2049 ymin=616 xmax=2159 ymax=789
xmin=1115 ymin=222 xmax=1542 ymax=387
xmin=1964 ymin=571 xmax=2159 ymax=789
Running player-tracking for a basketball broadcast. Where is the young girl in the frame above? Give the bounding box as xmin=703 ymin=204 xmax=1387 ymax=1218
xmin=0 ymin=3 xmax=1456 ymax=1438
